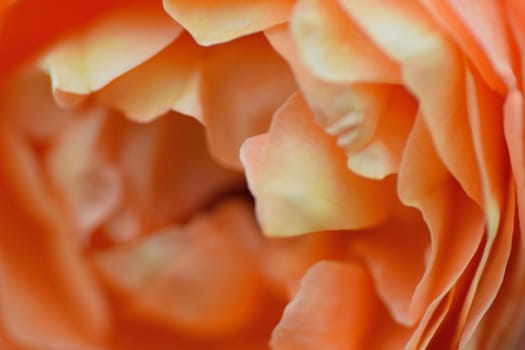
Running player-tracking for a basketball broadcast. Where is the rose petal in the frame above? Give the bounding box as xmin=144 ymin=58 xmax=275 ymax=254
xmin=98 ymin=32 xmax=203 ymax=123
xmin=270 ymin=261 xmax=411 ymax=350
xmin=0 ymin=123 xmax=109 ymax=349
xmin=201 ymin=34 xmax=296 ymax=169
xmin=115 ymin=112 xmax=243 ymax=228
xmin=419 ymin=0 xmax=516 ymax=92
xmin=398 ymin=116 xmax=485 ymax=328
xmin=340 ymin=0 xmax=483 ymax=208
xmin=454 ymin=180 xmax=514 ymax=348
xmin=46 ymin=110 xmax=122 ymax=239
xmin=93 ymin=199 xmax=263 ymax=337
xmin=241 ymin=93 xmax=396 ymax=237
xmin=42 ymin=5 xmax=182 ymax=99
xmin=290 ymin=0 xmax=400 ymax=84
xmin=163 ymin=0 xmax=295 ymax=45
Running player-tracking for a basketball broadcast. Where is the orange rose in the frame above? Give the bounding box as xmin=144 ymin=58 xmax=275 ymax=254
xmin=1 ymin=0 xmax=525 ymax=350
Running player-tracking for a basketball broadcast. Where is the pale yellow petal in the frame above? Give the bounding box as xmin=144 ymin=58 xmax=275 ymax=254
xmin=241 ymin=93 xmax=395 ymax=237
xmin=42 ymin=6 xmax=182 ymax=97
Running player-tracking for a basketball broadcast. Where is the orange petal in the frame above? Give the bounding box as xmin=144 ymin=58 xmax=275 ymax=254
xmin=46 ymin=110 xmax=122 ymax=240
xmin=504 ymin=90 xmax=525 ymax=241
xmin=418 ymin=0 xmax=515 ymax=93
xmin=270 ymin=261 xmax=411 ymax=350
xmin=42 ymin=5 xmax=182 ymax=99
xmin=241 ymin=93 xmax=396 ymax=237
xmin=93 ymin=199 xmax=263 ymax=338
xmin=340 ymin=0 xmax=482 ymax=207
xmin=291 ymin=0 xmax=400 ymax=84
xmin=346 ymin=86 xmax=417 ymax=179
xmin=348 ymin=206 xmax=429 ymax=327
xmin=163 ymin=0 xmax=295 ymax=45
xmin=453 ymin=179 xmax=514 ymax=348
xmin=465 ymin=66 xmax=508 ymax=237
xmin=0 ymin=123 xmax=109 ymax=349
xmin=398 ymin=116 xmax=485 ymax=327
xmin=98 ymin=32 xmax=203 ymax=123
xmin=266 ymin=24 xmax=415 ymax=179
xmin=114 ymin=112 xmax=243 ymax=228
xmin=201 ymin=34 xmax=296 ymax=169
xmin=0 ymin=0 xmax=143 ymax=78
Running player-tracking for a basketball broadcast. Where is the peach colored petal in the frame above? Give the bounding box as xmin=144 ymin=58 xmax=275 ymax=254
xmin=465 ymin=67 xmax=509 ymax=237
xmin=93 ymin=199 xmax=263 ymax=338
xmin=266 ymin=24 xmax=412 ymax=179
xmin=201 ymin=34 xmax=296 ymax=169
xmin=398 ymin=116 xmax=485 ymax=328
xmin=113 ymin=112 xmax=243 ymax=229
xmin=163 ymin=0 xmax=295 ymax=45
xmin=46 ymin=110 xmax=122 ymax=240
xmin=348 ymin=206 xmax=429 ymax=327
xmin=467 ymin=230 xmax=525 ymax=349
xmin=0 ymin=0 xmax=142 ymax=78
xmin=406 ymin=294 xmax=454 ymax=350
xmin=262 ymin=231 xmax=343 ymax=298
xmin=339 ymin=0 xmax=483 ymax=207
xmin=266 ymin=25 xmax=384 ymax=155
xmin=504 ymin=90 xmax=525 ymax=240
xmin=454 ymin=180 xmax=514 ymax=348
xmin=98 ymin=32 xmax=203 ymax=123
xmin=42 ymin=5 xmax=182 ymax=99
xmin=270 ymin=261 xmax=411 ymax=350
xmin=346 ymin=86 xmax=417 ymax=179
xmin=241 ymin=93 xmax=396 ymax=237
xmin=0 ymin=123 xmax=109 ymax=349
xmin=418 ymin=0 xmax=515 ymax=93
xmin=0 ymin=68 xmax=69 ymax=141
xmin=506 ymin=1 xmax=525 ymax=242
xmin=290 ymin=0 xmax=400 ymax=84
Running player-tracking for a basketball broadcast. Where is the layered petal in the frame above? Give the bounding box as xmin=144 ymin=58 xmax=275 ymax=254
xmin=163 ymin=0 xmax=295 ymax=45
xmin=201 ymin=34 xmax=296 ymax=169
xmin=42 ymin=4 xmax=182 ymax=103
xmin=271 ymin=261 xmax=411 ymax=350
xmin=241 ymin=93 xmax=396 ymax=236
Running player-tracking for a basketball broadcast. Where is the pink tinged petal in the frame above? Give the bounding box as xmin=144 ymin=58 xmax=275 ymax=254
xmin=0 ymin=124 xmax=109 ymax=349
xmin=201 ymin=34 xmax=296 ymax=170
xmin=162 ymin=0 xmax=295 ymax=46
xmin=340 ymin=0 xmax=483 ymax=207
xmin=42 ymin=6 xmax=182 ymax=98
xmin=241 ymin=93 xmax=395 ymax=237
xmin=290 ymin=0 xmax=400 ymax=84
xmin=419 ymin=0 xmax=516 ymax=93
xmin=46 ymin=110 xmax=122 ymax=240
xmin=270 ymin=261 xmax=411 ymax=350
xmin=398 ymin=116 xmax=485 ymax=328
xmin=98 ymin=32 xmax=203 ymax=123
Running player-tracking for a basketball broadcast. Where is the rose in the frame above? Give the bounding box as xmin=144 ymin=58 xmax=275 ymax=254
xmin=2 ymin=1 xmax=525 ymax=350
